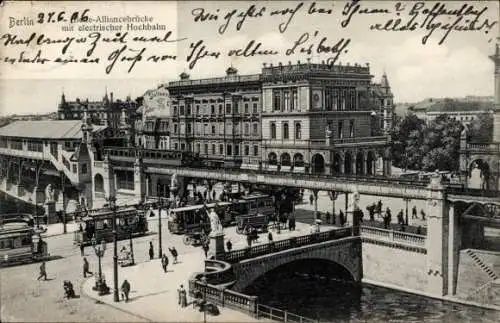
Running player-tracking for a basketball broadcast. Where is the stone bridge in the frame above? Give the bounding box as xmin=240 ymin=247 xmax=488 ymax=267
xmin=230 ymin=236 xmax=362 ymax=292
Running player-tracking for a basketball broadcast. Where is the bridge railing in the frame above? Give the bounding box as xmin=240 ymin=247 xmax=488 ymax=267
xmin=360 ymin=226 xmax=426 ymax=247
xmin=223 ymin=227 xmax=353 ymax=263
xmin=256 ymin=304 xmax=319 ymax=323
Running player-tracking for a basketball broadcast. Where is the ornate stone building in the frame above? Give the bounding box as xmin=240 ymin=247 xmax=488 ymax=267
xmin=260 ymin=61 xmax=394 ymax=176
xmin=165 ymin=68 xmax=263 ymax=169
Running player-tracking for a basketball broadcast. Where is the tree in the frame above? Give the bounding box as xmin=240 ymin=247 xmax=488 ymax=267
xmin=468 ymin=113 xmax=493 ymax=142
xmin=390 ymin=113 xmax=425 ymax=168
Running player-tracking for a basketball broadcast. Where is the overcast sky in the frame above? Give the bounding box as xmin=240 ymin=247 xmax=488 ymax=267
xmin=0 ymin=0 xmax=498 ymax=116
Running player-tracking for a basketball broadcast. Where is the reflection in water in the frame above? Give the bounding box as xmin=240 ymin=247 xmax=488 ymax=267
xmin=244 ymin=259 xmax=499 ymax=323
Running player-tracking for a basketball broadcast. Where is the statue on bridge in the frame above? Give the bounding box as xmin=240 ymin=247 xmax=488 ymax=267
xmin=207 ymin=208 xmax=223 ymax=236
xmin=45 ymin=184 xmax=55 ymax=204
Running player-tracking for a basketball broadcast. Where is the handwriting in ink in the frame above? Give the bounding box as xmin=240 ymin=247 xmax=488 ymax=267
xmin=285 ymin=31 xmax=350 ymax=66
xmin=1 ymin=49 xmax=49 ymax=64
xmin=191 ymin=8 xmax=220 ymax=22
xmin=218 ymin=5 xmax=266 ymax=35
xmin=132 ymin=31 xmax=187 ymax=43
xmin=307 ymin=2 xmax=333 ymax=15
xmin=106 ymin=45 xmax=146 ymax=74
xmin=270 ymin=2 xmax=304 ymax=33
xmin=341 ymin=0 xmax=390 ymax=28
xmin=186 ymin=40 xmax=221 ymax=70
xmin=227 ymin=40 xmax=278 ymax=57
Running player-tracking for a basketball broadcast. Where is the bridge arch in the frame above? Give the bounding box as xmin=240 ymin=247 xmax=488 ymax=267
xmin=231 ymin=238 xmax=362 ymax=292
xmin=311 ymin=154 xmax=325 ymax=174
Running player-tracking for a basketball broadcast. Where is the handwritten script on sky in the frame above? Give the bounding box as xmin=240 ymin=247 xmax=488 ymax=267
xmin=0 ymin=0 xmax=498 ymax=76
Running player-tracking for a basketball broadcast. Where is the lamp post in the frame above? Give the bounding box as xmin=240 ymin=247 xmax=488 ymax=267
xmin=158 ymin=198 xmax=164 ymax=259
xmin=91 ymin=237 xmax=108 ymax=295
xmin=107 ymin=196 xmax=119 ymax=302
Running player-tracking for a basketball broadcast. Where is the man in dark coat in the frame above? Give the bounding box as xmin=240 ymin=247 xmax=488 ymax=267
xmin=168 ymin=247 xmax=178 ymax=264
xmin=83 ymin=257 xmax=93 ymax=277
xmin=121 ymin=279 xmax=131 ymax=302
xmin=149 ymin=241 xmax=154 ymax=260
xmin=37 ymin=261 xmax=47 ymax=281
xmin=161 ymin=254 xmax=169 ymax=273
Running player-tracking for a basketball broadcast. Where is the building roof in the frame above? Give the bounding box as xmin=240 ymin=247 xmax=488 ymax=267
xmin=426 ymin=100 xmax=494 ymax=113
xmin=0 ymin=120 xmax=106 ymax=139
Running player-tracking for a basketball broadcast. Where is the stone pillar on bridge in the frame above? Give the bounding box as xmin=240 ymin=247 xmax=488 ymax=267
xmin=312 ymin=189 xmax=319 ymax=219
xmin=447 ymin=202 xmax=461 ymax=296
xmin=133 ymin=158 xmax=145 ymax=204
xmin=425 ymin=171 xmax=450 ymax=296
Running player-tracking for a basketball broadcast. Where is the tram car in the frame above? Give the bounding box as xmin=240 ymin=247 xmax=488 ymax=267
xmin=73 ymin=206 xmax=148 ymax=246
xmin=167 ymin=201 xmax=234 ymax=235
xmin=0 ymin=217 xmax=48 ymax=266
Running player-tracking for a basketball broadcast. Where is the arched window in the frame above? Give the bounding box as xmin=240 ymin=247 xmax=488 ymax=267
xmin=283 ymin=123 xmax=289 ymax=139
xmin=281 ymin=153 xmax=291 ymax=166
xmin=293 ymin=153 xmax=304 ymax=167
xmin=268 ymin=152 xmax=278 ymax=166
xmin=295 ymin=123 xmax=301 ymax=139
xmin=94 ymin=174 xmax=104 ymax=193
xmin=271 ymin=123 xmax=277 ymax=139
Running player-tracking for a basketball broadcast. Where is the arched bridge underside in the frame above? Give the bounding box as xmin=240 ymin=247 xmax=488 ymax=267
xmin=230 ymin=237 xmax=362 ymax=293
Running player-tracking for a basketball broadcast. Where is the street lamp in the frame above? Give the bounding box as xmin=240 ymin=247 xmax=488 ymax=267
xmin=91 ymin=238 xmax=109 ymax=295
xmin=157 ymin=198 xmax=165 ymax=259
xmin=106 ymin=196 xmax=120 ymax=302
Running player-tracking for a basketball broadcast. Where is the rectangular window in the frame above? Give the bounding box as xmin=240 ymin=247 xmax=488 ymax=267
xmin=349 ymin=120 xmax=355 ymax=138
xmin=196 ymin=143 xmax=200 ymax=153
xmin=174 ymin=124 xmax=178 ymax=134
xmin=338 ymin=121 xmax=343 ymax=139
xmin=204 ymin=124 xmax=208 ymax=135
xmin=292 ymin=89 xmax=298 ymax=110
xmin=204 ymin=144 xmax=208 ymax=154
xmin=270 ymin=122 xmax=276 ymax=139
xmin=273 ymin=90 xmax=281 ymax=111
xmin=244 ymin=145 xmax=249 ymax=156
xmin=180 ymin=106 xmax=185 ymax=115
xmin=253 ymin=145 xmax=259 ymax=156
xmin=211 ymin=125 xmax=216 ymax=135
xmin=187 ymin=124 xmax=192 ymax=134
xmin=244 ymin=123 xmax=249 ymax=135
xmin=187 ymin=105 xmax=191 ymax=115
xmin=252 ymin=103 xmax=258 ymax=114
xmin=174 ymin=143 xmax=179 ymax=150
xmin=226 ymin=103 xmax=231 ymax=114
xmin=295 ymin=122 xmax=302 ymax=139
xmin=244 ymin=103 xmax=249 ymax=114
xmin=234 ymin=103 xmax=239 ymax=114
xmin=196 ymin=105 xmax=200 ymax=115
xmin=116 ymin=170 xmax=134 ymax=190
xmin=181 ymin=143 xmax=186 ymax=150
xmin=81 ymin=164 xmax=87 ymax=174
xmin=234 ymin=145 xmax=239 ymax=156
xmin=253 ymin=123 xmax=258 ymax=135
xmin=284 ymin=91 xmax=290 ymax=111
xmin=219 ymin=104 xmax=223 ymax=115
xmin=212 ymin=144 xmax=216 ymax=155
xmin=283 ymin=122 xmax=289 ymax=139
xmin=211 ymin=105 xmax=215 ymax=115
xmin=219 ymin=144 xmax=224 ymax=155
xmin=227 ymin=144 xmax=232 ymax=156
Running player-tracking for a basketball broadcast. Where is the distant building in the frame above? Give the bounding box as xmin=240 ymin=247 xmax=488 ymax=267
xmin=425 ymin=99 xmax=494 ymax=125
xmin=57 ymin=90 xmax=139 ymax=131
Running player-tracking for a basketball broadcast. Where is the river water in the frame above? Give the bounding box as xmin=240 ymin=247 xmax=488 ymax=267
xmin=245 ymin=268 xmax=499 ymax=322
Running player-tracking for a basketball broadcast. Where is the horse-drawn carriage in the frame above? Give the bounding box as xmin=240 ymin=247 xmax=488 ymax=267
xmin=183 ymin=230 xmax=209 ymax=246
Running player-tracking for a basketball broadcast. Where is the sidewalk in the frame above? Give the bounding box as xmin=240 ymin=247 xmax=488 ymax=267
xmin=81 ymin=255 xmax=261 ymax=322
xmin=41 ymin=222 xmax=78 ymax=238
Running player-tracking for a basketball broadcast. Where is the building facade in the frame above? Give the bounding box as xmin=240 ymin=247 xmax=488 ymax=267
xmin=260 ymin=61 xmax=394 ymax=176
xmin=166 ymin=68 xmax=263 ymax=169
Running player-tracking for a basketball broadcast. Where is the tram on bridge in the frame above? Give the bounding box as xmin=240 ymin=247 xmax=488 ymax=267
xmin=73 ymin=206 xmax=148 ymax=246
xmin=167 ymin=201 xmax=234 ymax=235
xmin=0 ymin=216 xmax=48 ymax=266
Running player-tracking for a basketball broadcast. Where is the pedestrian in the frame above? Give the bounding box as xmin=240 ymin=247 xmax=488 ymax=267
xmin=178 ymin=285 xmax=187 ymax=307
xmin=37 ymin=261 xmax=47 ymax=281
xmin=420 ymin=209 xmax=426 ymax=220
xmin=400 ymin=223 xmax=406 ymax=232
xmin=226 ymin=239 xmax=232 ymax=252
xmin=149 ymin=241 xmax=154 ymax=260
xmin=268 ymin=231 xmax=273 ymax=242
xmin=121 ymin=279 xmax=131 ymax=302
xmin=83 ymin=257 xmax=93 ymax=278
xmin=309 ymin=193 xmax=314 ymax=205
xmin=202 ymin=243 xmax=209 ymax=258
xmin=168 ymin=247 xmax=178 ymax=264
xmin=412 ymin=206 xmax=418 ymax=219
xmin=339 ymin=210 xmax=345 ymax=227
xmin=386 ymin=208 xmax=392 ymax=226
xmin=397 ymin=210 xmax=404 ymax=225
xmin=405 ymin=212 xmax=409 ymax=226
xmin=161 ymin=254 xmax=169 ymax=273
xmin=80 ymin=242 xmax=85 ymax=256
xmin=246 ymin=232 xmax=252 ymax=247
